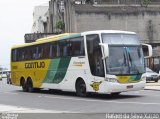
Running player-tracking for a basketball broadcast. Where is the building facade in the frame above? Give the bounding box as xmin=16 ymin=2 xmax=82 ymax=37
xmin=45 ymin=0 xmax=160 ymax=64
xmin=29 ymin=0 xmax=160 ymax=48
xmin=28 ymin=0 xmax=160 ymax=72
xmin=48 ymin=0 xmax=160 ymax=44
xmin=31 ymin=0 xmax=160 ymax=48
xmin=32 ymin=5 xmax=49 ymax=33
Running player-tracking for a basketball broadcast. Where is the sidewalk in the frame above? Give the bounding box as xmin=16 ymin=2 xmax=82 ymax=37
xmin=145 ymin=80 xmax=160 ymax=91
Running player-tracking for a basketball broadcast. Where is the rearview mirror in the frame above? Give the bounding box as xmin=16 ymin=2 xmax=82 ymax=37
xmin=141 ymin=44 xmax=152 ymax=58
xmin=99 ymin=43 xmax=109 ymax=59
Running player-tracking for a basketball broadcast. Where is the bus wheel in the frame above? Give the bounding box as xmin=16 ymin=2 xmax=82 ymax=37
xmin=34 ymin=88 xmax=41 ymax=92
xmin=155 ymin=80 xmax=158 ymax=82
xmin=21 ymin=79 xmax=27 ymax=92
xmin=76 ymin=79 xmax=87 ymax=97
xmin=27 ymin=79 xmax=34 ymax=92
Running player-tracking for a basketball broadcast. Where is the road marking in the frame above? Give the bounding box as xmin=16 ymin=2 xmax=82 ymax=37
xmin=44 ymin=95 xmax=160 ymax=106
xmin=3 ymin=92 xmax=18 ymax=95
xmin=0 ymin=104 xmax=70 ymax=113
xmin=0 ymin=91 xmax=18 ymax=95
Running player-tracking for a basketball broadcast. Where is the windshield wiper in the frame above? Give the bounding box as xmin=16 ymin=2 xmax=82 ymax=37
xmin=128 ymin=52 xmax=140 ymax=74
xmin=118 ymin=49 xmax=129 ymax=75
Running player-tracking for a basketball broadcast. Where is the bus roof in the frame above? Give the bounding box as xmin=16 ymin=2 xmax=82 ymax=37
xmin=11 ymin=30 xmax=136 ymax=49
xmin=11 ymin=33 xmax=80 ymax=49
xmin=82 ymin=30 xmax=136 ymax=35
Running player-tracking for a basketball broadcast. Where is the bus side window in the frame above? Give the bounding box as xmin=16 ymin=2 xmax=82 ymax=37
xmin=24 ymin=48 xmax=28 ymax=60
xmin=16 ymin=49 xmax=19 ymax=61
xmin=32 ymin=46 xmax=38 ymax=59
xmin=17 ymin=48 xmax=24 ymax=61
xmin=58 ymin=41 xmax=63 ymax=57
xmin=37 ymin=44 xmax=50 ymax=59
xmin=57 ymin=43 xmax=60 ymax=57
xmin=86 ymin=34 xmax=104 ymax=77
xmin=26 ymin=47 xmax=32 ymax=60
xmin=11 ymin=49 xmax=17 ymax=62
xmin=57 ymin=40 xmax=70 ymax=57
xmin=21 ymin=49 xmax=25 ymax=61
xmin=70 ymin=37 xmax=85 ymax=56
xmin=43 ymin=44 xmax=50 ymax=59
xmin=51 ymin=43 xmax=58 ymax=58
xmin=63 ymin=40 xmax=70 ymax=57
xmin=38 ymin=46 xmax=43 ymax=59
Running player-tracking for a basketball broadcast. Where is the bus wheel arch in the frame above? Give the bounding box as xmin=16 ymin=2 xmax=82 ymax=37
xmin=20 ymin=77 xmax=27 ymax=92
xmin=75 ymin=77 xmax=87 ymax=97
xmin=27 ymin=77 xmax=34 ymax=92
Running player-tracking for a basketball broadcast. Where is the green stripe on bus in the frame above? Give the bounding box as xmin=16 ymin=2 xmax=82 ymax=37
xmin=44 ymin=57 xmax=71 ymax=84
xmin=43 ymin=59 xmax=60 ymax=83
xmin=60 ymin=34 xmax=81 ymax=40
xmin=129 ymin=74 xmax=142 ymax=82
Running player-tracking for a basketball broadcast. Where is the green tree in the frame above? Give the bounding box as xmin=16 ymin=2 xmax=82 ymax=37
xmin=140 ymin=0 xmax=151 ymax=7
xmin=55 ymin=21 xmax=65 ymax=33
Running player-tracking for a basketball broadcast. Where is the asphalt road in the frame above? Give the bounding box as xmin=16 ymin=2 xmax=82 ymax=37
xmin=0 ymin=79 xmax=160 ymax=119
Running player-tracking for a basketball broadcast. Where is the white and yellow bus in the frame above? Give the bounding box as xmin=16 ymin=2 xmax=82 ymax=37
xmin=11 ymin=30 xmax=152 ymax=96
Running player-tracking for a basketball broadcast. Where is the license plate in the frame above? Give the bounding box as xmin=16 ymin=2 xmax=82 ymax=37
xmin=127 ymin=85 xmax=133 ymax=89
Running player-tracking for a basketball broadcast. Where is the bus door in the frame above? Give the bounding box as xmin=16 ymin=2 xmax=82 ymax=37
xmin=86 ymin=34 xmax=105 ymax=82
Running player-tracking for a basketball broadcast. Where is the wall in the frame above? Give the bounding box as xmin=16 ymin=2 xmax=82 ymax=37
xmin=32 ymin=5 xmax=49 ymax=33
xmin=47 ymin=0 xmax=160 ymax=45
xmin=95 ymin=0 xmax=160 ymax=5
xmin=70 ymin=5 xmax=160 ymax=44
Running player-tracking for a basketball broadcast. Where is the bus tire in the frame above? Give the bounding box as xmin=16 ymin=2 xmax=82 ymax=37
xmin=27 ymin=78 xmax=34 ymax=92
xmin=155 ymin=80 xmax=158 ymax=83
xmin=21 ymin=78 xmax=28 ymax=92
xmin=34 ymin=88 xmax=41 ymax=92
xmin=76 ymin=79 xmax=87 ymax=97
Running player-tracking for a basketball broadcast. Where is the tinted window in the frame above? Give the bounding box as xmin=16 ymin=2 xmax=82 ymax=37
xmin=34 ymin=44 xmax=50 ymax=59
xmin=11 ymin=37 xmax=85 ymax=61
xmin=58 ymin=40 xmax=70 ymax=57
xmin=51 ymin=42 xmax=59 ymax=58
xmin=32 ymin=46 xmax=38 ymax=59
xmin=16 ymin=48 xmax=25 ymax=61
xmin=86 ymin=34 xmax=104 ymax=77
xmin=11 ymin=49 xmax=17 ymax=62
xmin=70 ymin=37 xmax=85 ymax=56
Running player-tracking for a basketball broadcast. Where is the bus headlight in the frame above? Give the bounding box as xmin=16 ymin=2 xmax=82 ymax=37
xmin=105 ymin=78 xmax=117 ymax=82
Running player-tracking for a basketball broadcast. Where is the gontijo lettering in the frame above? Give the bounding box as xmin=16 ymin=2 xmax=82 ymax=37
xmin=25 ymin=62 xmax=45 ymax=68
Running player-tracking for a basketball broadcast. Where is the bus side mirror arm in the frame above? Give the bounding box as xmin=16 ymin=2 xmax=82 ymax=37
xmin=99 ymin=43 xmax=109 ymax=60
xmin=141 ymin=43 xmax=152 ymax=58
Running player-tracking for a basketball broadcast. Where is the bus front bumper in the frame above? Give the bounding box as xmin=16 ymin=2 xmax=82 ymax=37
xmin=98 ymin=80 xmax=145 ymax=94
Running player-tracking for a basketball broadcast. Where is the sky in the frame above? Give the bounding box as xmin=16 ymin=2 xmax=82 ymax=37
xmin=0 ymin=0 xmax=49 ymax=69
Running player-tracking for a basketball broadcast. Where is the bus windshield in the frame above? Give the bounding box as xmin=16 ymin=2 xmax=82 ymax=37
xmin=105 ymin=46 xmax=145 ymax=75
xmin=102 ymin=34 xmax=145 ymax=75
